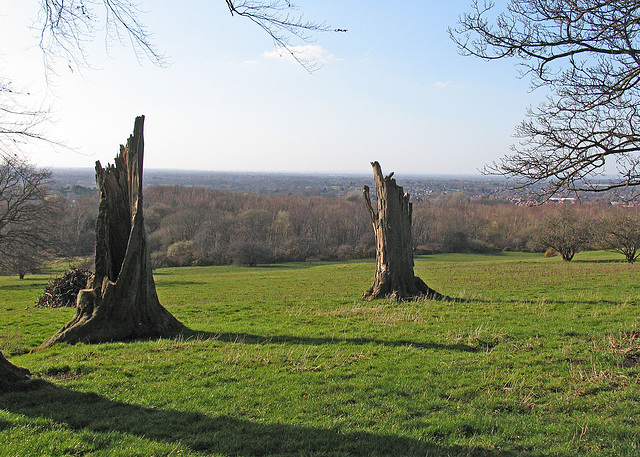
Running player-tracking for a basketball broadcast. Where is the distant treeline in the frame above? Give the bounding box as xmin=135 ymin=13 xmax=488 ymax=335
xmin=53 ymin=185 xmax=640 ymax=268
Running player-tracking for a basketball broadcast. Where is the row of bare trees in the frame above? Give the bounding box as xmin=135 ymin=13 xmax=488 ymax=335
xmin=141 ymin=190 xmax=640 ymax=265
xmin=4 ymin=156 xmax=640 ymax=278
xmin=143 ymin=186 xmax=373 ymax=267
xmin=413 ymin=199 xmax=640 ymax=262
xmin=52 ymin=187 xmax=640 ymax=269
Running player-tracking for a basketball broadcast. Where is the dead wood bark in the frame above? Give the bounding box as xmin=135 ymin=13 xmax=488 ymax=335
xmin=0 ymin=351 xmax=31 ymax=392
xmin=37 ymin=116 xmax=182 ymax=349
xmin=362 ymin=161 xmax=448 ymax=301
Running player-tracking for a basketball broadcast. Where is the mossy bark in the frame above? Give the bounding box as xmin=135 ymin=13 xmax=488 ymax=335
xmin=38 ymin=116 xmax=182 ymax=349
xmin=362 ymin=161 xmax=447 ymax=301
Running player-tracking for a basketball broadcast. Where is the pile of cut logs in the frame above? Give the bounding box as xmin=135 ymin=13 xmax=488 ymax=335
xmin=36 ymin=268 xmax=93 ymax=308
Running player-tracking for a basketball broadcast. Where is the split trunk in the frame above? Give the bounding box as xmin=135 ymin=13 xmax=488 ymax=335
xmin=38 ymin=116 xmax=182 ymax=348
xmin=362 ymin=161 xmax=447 ymax=301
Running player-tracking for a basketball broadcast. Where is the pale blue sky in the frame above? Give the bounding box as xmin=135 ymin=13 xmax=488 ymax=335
xmin=1 ymin=1 xmax=538 ymax=175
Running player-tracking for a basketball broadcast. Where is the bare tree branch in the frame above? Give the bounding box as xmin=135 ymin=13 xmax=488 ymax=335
xmin=38 ymin=0 xmax=167 ymax=73
xmin=36 ymin=1 xmax=339 ymax=74
xmin=0 ymin=76 xmax=60 ymax=161
xmin=225 ymin=1 xmax=340 ymax=72
xmin=450 ymin=0 xmax=640 ymax=198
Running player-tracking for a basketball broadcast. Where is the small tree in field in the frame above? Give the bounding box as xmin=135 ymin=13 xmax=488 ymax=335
xmin=2 ymin=245 xmax=44 ymax=280
xmin=0 ymin=157 xmax=59 ymax=278
xmin=601 ymin=211 xmax=640 ymax=264
xmin=535 ymin=207 xmax=592 ymax=261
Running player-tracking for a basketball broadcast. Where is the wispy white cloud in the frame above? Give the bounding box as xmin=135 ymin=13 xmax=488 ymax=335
xmin=433 ymin=81 xmax=466 ymax=90
xmin=263 ymin=45 xmax=336 ymax=65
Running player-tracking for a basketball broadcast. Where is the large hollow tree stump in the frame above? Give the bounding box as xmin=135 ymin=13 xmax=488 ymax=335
xmin=38 ymin=116 xmax=182 ymax=349
xmin=362 ymin=161 xmax=448 ymax=301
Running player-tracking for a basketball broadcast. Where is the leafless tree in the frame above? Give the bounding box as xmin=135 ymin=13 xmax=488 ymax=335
xmin=0 ymin=157 xmax=59 ymax=277
xmin=534 ymin=207 xmax=592 ymax=261
xmin=450 ymin=1 xmax=640 ymax=198
xmin=600 ymin=209 xmax=640 ymax=263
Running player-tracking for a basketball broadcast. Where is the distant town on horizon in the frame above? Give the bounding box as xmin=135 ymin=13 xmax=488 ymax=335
xmin=50 ymin=167 xmax=634 ymax=203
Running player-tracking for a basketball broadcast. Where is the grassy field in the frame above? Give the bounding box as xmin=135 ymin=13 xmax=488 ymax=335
xmin=1 ymin=251 xmax=640 ymax=456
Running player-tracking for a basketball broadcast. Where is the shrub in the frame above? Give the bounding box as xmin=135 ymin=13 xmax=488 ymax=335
xmin=285 ymin=248 xmax=304 ymax=261
xmin=151 ymin=251 xmax=171 ymax=269
xmin=229 ymin=242 xmax=273 ymax=266
xmin=166 ymin=241 xmax=196 ymax=267
xmin=337 ymin=244 xmax=357 ymax=260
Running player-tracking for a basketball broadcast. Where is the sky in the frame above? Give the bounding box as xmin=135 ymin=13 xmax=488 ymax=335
xmin=0 ymin=0 xmax=540 ymax=176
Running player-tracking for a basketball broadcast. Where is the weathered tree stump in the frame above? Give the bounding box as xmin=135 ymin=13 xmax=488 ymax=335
xmin=0 ymin=351 xmax=31 ymax=392
xmin=38 ymin=116 xmax=183 ymax=348
xmin=362 ymin=161 xmax=448 ymax=301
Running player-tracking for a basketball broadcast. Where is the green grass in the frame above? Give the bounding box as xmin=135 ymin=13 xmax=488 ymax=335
xmin=2 ymin=251 xmax=640 ymax=456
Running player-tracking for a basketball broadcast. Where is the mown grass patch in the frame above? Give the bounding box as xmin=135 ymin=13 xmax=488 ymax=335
xmin=1 ymin=252 xmax=640 ymax=456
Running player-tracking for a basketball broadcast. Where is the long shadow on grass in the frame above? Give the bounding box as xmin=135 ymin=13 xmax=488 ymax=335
xmin=572 ymin=259 xmax=628 ymax=264
xmin=495 ymin=298 xmax=630 ymax=307
xmin=0 ymin=282 xmax=48 ymax=291
xmin=1 ymin=382 xmax=538 ymax=457
xmin=183 ymin=330 xmax=480 ymax=353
